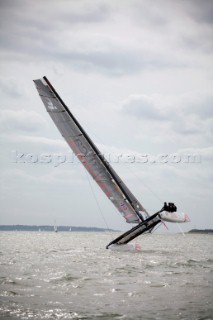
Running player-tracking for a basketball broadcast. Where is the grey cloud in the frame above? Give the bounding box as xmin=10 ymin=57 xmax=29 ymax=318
xmin=122 ymin=93 xmax=213 ymax=137
xmin=178 ymin=146 xmax=213 ymax=164
xmin=186 ymin=96 xmax=213 ymax=119
xmin=131 ymin=0 xmax=213 ymax=55
xmin=122 ymin=95 xmax=169 ymax=121
xmin=61 ymin=4 xmax=110 ymax=25
xmin=183 ymin=0 xmax=213 ymax=25
xmin=0 ymin=0 xmax=188 ymax=76
xmin=0 ymin=78 xmax=26 ymax=98
xmin=130 ymin=0 xmax=170 ymax=28
xmin=178 ymin=1 xmax=213 ymax=53
xmin=0 ymin=1 xmax=110 ymax=31
xmin=180 ymin=34 xmax=213 ymax=54
xmin=172 ymin=119 xmax=203 ymax=135
xmin=0 ymin=1 xmax=111 ymax=60
xmin=0 ymin=37 xmax=184 ymax=76
xmin=65 ymin=50 xmax=185 ymax=76
xmin=0 ymin=110 xmax=47 ymax=133
xmin=172 ymin=95 xmax=213 ymax=136
xmin=58 ymin=50 xmax=150 ymax=76
xmin=0 ymin=0 xmax=25 ymax=10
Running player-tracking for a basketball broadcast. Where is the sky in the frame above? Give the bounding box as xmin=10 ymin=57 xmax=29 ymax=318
xmin=0 ymin=0 xmax=212 ymax=232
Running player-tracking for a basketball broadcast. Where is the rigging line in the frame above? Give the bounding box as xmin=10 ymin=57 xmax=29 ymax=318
xmin=84 ymin=169 xmax=112 ymax=237
xmin=122 ymin=163 xmax=163 ymax=204
xmin=153 ymin=221 xmax=168 ymax=233
xmin=176 ymin=223 xmax=185 ymax=236
xmin=81 ymin=120 xmax=163 ymax=217
xmin=79 ymin=121 xmax=163 ymax=206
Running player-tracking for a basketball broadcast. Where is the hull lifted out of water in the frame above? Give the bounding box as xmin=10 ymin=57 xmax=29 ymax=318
xmin=106 ymin=212 xmax=161 ymax=249
xmin=33 ymin=76 xmax=190 ymax=249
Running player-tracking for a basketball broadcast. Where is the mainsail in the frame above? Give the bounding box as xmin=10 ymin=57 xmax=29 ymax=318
xmin=33 ymin=77 xmax=147 ymax=224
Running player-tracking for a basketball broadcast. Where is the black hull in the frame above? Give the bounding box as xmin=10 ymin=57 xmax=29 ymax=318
xmin=106 ymin=213 xmax=161 ymax=249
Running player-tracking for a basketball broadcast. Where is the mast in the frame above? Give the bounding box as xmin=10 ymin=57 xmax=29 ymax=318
xmin=43 ymin=76 xmax=144 ymax=222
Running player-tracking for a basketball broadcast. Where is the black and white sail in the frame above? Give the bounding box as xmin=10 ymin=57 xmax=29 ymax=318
xmin=34 ymin=77 xmax=147 ymax=224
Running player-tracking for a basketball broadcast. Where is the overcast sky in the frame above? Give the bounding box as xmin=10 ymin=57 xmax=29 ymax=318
xmin=0 ymin=0 xmax=212 ymax=232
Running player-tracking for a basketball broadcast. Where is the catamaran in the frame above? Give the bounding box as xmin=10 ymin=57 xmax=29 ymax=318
xmin=34 ymin=77 xmax=190 ymax=249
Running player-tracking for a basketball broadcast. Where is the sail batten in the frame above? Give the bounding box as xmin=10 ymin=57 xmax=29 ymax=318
xmin=34 ymin=76 xmax=147 ymax=223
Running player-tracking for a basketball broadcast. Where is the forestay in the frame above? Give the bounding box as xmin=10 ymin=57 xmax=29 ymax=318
xmin=34 ymin=77 xmax=147 ymax=224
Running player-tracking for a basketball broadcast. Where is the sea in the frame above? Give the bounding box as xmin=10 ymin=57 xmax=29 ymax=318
xmin=0 ymin=232 xmax=212 ymax=320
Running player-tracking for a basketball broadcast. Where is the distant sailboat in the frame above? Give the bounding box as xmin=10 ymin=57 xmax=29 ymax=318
xmin=34 ymin=77 xmax=190 ymax=249
xmin=54 ymin=221 xmax=58 ymax=233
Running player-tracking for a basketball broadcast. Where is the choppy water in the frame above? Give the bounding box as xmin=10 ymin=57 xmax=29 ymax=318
xmin=0 ymin=232 xmax=212 ymax=320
